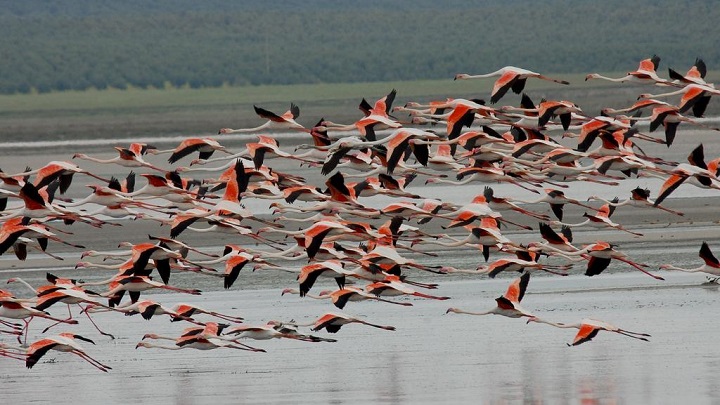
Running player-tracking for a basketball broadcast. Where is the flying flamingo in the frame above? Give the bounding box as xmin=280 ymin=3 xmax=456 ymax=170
xmin=83 ymin=299 xmax=202 ymax=324
xmin=638 ymin=82 xmax=720 ymax=118
xmin=502 ymin=99 xmax=583 ymax=130
xmin=322 ymin=89 xmax=401 ymax=141
xmin=137 ymin=329 xmax=266 ymax=352
xmin=102 ymin=275 xmax=201 ymax=307
xmin=516 ymin=188 xmax=596 ymax=221
xmin=473 ymin=257 xmax=572 ymax=278
xmin=308 ymin=312 xmax=396 ymax=334
xmin=73 ymin=146 xmax=164 ymax=171
xmin=585 ymin=55 xmax=671 ymax=86
xmin=282 ymin=287 xmax=413 ymax=310
xmin=446 ymin=273 xmax=533 ymax=318
xmin=587 ymin=187 xmax=684 ymax=216
xmin=571 ymin=241 xmax=663 ymax=280
xmin=668 ymin=57 xmax=709 ymax=86
xmin=8 ymin=276 xmax=115 ymax=339
xmin=219 ymin=103 xmax=306 ymax=133
xmin=659 ymin=242 xmax=720 ymax=282
xmin=8 ymin=161 xmax=110 ymax=194
xmin=455 ymin=66 xmax=569 ymax=104
xmin=26 ymin=333 xmax=112 ymax=372
xmin=0 ymin=298 xmax=78 ymax=344
xmin=527 ymin=316 xmax=650 ymax=346
xmin=365 ymin=276 xmax=450 ymax=300
xmin=649 ymin=144 xmax=720 ymax=206
xmin=212 ymin=321 xmax=327 ymax=343
xmin=549 ymin=198 xmax=644 ymax=237
xmin=166 ymin=138 xmax=231 ymax=164
xmin=170 ymin=303 xmax=245 ymax=324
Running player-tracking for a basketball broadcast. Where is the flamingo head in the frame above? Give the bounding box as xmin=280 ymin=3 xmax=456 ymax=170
xmin=454 ymin=73 xmax=470 ymax=81
xmin=218 ymin=128 xmax=233 ymax=134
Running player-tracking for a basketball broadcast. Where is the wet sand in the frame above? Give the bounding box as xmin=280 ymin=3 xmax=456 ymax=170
xmin=1 ymin=132 xmax=720 ymax=404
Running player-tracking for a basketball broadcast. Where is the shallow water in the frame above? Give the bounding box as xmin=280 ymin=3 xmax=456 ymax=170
xmin=2 ymin=271 xmax=720 ymax=404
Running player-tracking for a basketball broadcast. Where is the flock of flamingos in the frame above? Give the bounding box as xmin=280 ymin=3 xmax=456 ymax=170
xmin=2 ymin=55 xmax=720 ymax=372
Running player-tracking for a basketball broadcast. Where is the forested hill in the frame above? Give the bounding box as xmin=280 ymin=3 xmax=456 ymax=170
xmin=1 ymin=0 xmax=717 ymax=94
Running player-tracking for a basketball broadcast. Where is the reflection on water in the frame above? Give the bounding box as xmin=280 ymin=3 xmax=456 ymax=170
xmin=2 ymin=275 xmax=719 ymax=404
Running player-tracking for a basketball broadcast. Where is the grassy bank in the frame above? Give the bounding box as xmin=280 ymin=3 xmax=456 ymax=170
xmin=1 ymin=72 xmax=718 ymax=141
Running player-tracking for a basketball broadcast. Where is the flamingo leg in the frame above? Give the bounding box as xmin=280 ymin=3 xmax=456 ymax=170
xmin=371 ymin=297 xmax=414 ymax=307
xmin=41 ymin=305 xmax=76 ymax=334
xmin=72 ymin=350 xmax=112 ymax=372
xmin=80 ymin=305 xmax=116 ymax=339
xmin=615 ymin=331 xmax=650 ymax=342
xmin=208 ymin=312 xmax=245 ymax=323
xmin=617 ymin=257 xmax=665 ymax=280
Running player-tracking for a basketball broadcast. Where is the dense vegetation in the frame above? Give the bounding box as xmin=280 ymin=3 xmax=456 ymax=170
xmin=0 ymin=0 xmax=718 ymax=94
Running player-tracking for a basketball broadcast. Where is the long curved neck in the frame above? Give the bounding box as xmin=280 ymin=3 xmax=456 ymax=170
xmin=530 ymin=317 xmax=578 ymax=329
xmin=75 ymin=155 xmax=116 ymax=164
xmin=324 ymin=122 xmax=356 ymax=131
xmin=8 ymin=278 xmax=37 ymax=294
xmin=202 ymin=150 xmax=249 ymax=164
xmin=140 ymin=342 xmax=182 ymax=350
xmin=453 ymin=308 xmax=493 ymax=316
xmin=589 ymin=74 xmax=628 ymax=82
xmin=552 ymin=219 xmax=590 ymax=228
xmin=663 ymin=264 xmax=705 ymax=273
xmin=466 ymin=69 xmax=504 ymax=79
xmin=77 ymin=261 xmax=123 ymax=269
xmin=181 ymin=160 xmax=236 ymax=173
xmin=642 ymin=88 xmax=686 ymax=99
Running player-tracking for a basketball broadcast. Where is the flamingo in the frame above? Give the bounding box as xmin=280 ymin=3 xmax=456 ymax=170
xmin=282 ymin=287 xmax=413 ymax=310
xmin=502 ymin=99 xmax=584 ymax=130
xmin=137 ymin=329 xmax=266 ymax=352
xmin=309 ymin=312 xmax=396 ymax=334
xmin=8 ymin=161 xmax=110 ymax=194
xmin=587 ymin=187 xmax=684 ymax=216
xmin=166 ymin=138 xmax=231 ymax=164
xmin=638 ymin=83 xmax=720 ymax=118
xmin=365 ymin=276 xmax=450 ymax=300
xmin=26 ymin=333 xmax=112 ymax=372
xmin=527 ymin=317 xmax=650 ymax=346
xmin=217 ymin=321 xmax=329 ymax=343
xmin=650 ymin=144 xmax=720 ymax=206
xmin=296 ymin=260 xmax=355 ymax=297
xmin=84 ymin=299 xmax=201 ymax=324
xmin=102 ymin=275 xmax=201 ymax=307
xmin=322 ymin=89 xmax=401 ymax=141
xmin=549 ymin=198 xmax=644 ymax=237
xmin=219 ymin=103 xmax=306 ymax=133
xmin=455 ymin=66 xmax=569 ymax=104
xmin=0 ymin=298 xmax=78 ymax=344
xmin=516 ymin=188 xmax=596 ymax=221
xmin=8 ymin=275 xmax=115 ymax=338
xmin=571 ymin=241 xmax=663 ymax=280
xmin=73 ymin=146 xmax=164 ymax=171
xmin=446 ymin=273 xmax=533 ymax=318
xmin=474 ymin=257 xmax=572 ymax=278
xmin=659 ymin=242 xmax=720 ymax=282
xmin=585 ymin=55 xmax=671 ymax=86
xmin=668 ymin=57 xmax=710 ymax=86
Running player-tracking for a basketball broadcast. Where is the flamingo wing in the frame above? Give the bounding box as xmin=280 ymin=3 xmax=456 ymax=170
xmin=699 ymin=242 xmax=720 ymax=267
xmin=503 ymin=272 xmax=530 ymax=303
xmin=570 ymin=324 xmax=600 ymax=346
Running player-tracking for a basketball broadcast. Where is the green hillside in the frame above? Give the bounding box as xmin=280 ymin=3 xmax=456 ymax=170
xmin=0 ymin=0 xmax=717 ymax=94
